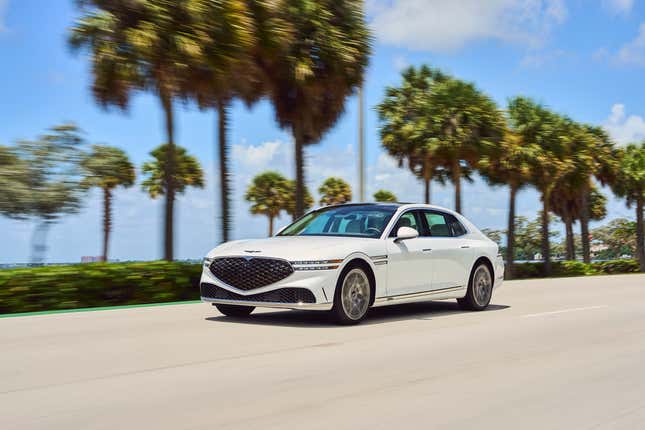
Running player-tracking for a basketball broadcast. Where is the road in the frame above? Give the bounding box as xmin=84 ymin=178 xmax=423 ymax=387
xmin=1 ymin=274 xmax=645 ymax=429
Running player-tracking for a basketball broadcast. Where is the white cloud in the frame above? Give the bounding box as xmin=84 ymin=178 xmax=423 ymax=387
xmin=617 ymin=23 xmax=645 ymax=66
xmin=393 ymin=55 xmax=409 ymax=71
xmin=603 ymin=0 xmax=633 ymax=15
xmin=232 ymin=139 xmax=287 ymax=169
xmin=367 ymin=0 xmax=567 ymax=52
xmin=520 ymin=48 xmax=567 ymax=68
xmin=603 ymin=103 xmax=645 ymax=145
xmin=0 ymin=0 xmax=8 ymax=32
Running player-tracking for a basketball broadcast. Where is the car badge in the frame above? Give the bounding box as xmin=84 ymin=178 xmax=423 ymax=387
xmin=244 ymin=250 xmax=261 ymax=253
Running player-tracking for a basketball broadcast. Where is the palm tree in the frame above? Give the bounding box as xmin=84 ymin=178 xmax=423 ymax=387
xmin=577 ymin=126 xmax=618 ymax=263
xmin=141 ymin=144 xmax=205 ymax=212
xmin=285 ymin=180 xmax=314 ymax=219
xmin=549 ymin=185 xmax=581 ymax=261
xmin=70 ymin=0 xmax=197 ymax=260
xmin=80 ymin=145 xmax=135 ymax=261
xmin=550 ymin=183 xmax=607 ymax=261
xmin=425 ymin=78 xmax=505 ymax=214
xmin=508 ymin=97 xmax=570 ymax=276
xmin=611 ymin=143 xmax=645 ymax=271
xmin=377 ymin=65 xmax=449 ymax=203
xmin=186 ymin=0 xmax=266 ymax=243
xmin=261 ymin=0 xmax=370 ymax=219
xmin=373 ymin=189 xmax=397 ymax=202
xmin=319 ymin=177 xmax=352 ymax=206
xmin=245 ymin=171 xmax=291 ymax=236
xmin=478 ymin=129 xmax=533 ymax=278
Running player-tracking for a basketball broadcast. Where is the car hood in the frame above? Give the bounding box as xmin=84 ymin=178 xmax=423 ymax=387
xmin=206 ymin=236 xmax=383 ymax=261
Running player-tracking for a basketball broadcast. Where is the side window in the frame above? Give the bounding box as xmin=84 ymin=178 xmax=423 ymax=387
xmin=446 ymin=214 xmax=467 ymax=237
xmin=389 ymin=211 xmax=421 ymax=237
xmin=422 ymin=211 xmax=452 ymax=237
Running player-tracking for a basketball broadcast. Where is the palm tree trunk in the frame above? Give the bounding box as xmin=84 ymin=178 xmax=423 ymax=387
xmin=637 ymin=196 xmax=645 ymax=272
xmin=268 ymin=215 xmax=274 ymax=237
xmin=541 ymin=190 xmax=552 ymax=276
xmin=217 ymin=101 xmax=231 ymax=243
xmin=293 ymin=126 xmax=305 ymax=220
xmin=161 ymin=93 xmax=175 ymax=261
xmin=564 ymin=216 xmax=574 ymax=261
xmin=580 ymin=185 xmax=591 ymax=263
xmin=423 ymin=157 xmax=432 ymax=204
xmin=453 ymin=159 xmax=462 ymax=213
xmin=505 ymin=184 xmax=517 ymax=279
xmin=102 ymin=187 xmax=112 ymax=262
xmin=30 ymin=219 xmax=50 ymax=265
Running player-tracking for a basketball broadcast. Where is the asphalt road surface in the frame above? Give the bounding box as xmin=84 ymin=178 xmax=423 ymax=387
xmin=2 ymin=274 xmax=645 ymax=430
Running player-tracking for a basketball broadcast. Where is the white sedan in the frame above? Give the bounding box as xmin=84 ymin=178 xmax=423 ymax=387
xmin=200 ymin=203 xmax=504 ymax=324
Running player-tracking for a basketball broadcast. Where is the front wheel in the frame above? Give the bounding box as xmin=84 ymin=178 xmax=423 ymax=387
xmin=457 ymin=262 xmax=493 ymax=311
xmin=331 ymin=266 xmax=372 ymax=325
xmin=214 ymin=303 xmax=255 ymax=317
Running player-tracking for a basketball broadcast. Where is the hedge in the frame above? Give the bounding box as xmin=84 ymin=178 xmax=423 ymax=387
xmin=511 ymin=259 xmax=640 ymax=279
xmin=0 ymin=261 xmax=202 ymax=315
xmin=0 ymin=259 xmax=641 ymax=315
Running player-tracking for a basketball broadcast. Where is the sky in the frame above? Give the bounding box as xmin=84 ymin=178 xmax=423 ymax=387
xmin=1 ymin=0 xmax=645 ymax=263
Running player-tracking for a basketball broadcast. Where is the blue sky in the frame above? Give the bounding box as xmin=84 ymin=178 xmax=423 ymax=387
xmin=1 ymin=0 xmax=645 ymax=263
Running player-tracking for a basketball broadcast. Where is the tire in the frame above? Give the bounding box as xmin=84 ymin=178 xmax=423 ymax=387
xmin=457 ymin=262 xmax=493 ymax=311
xmin=331 ymin=265 xmax=372 ymax=325
xmin=214 ymin=303 xmax=255 ymax=317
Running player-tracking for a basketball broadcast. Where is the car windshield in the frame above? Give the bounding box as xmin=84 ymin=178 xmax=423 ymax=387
xmin=278 ymin=205 xmax=397 ymax=238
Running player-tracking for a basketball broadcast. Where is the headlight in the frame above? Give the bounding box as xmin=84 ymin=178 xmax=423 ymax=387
xmin=290 ymin=259 xmax=343 ymax=271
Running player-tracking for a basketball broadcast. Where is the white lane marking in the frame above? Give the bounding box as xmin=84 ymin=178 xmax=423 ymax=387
xmin=522 ymin=305 xmax=608 ymax=318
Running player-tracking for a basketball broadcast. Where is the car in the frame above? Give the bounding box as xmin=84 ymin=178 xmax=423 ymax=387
xmin=200 ymin=203 xmax=504 ymax=324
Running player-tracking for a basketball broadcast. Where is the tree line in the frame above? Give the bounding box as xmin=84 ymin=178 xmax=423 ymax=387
xmin=377 ymin=65 xmax=645 ymax=276
xmin=67 ymin=0 xmax=370 ymax=261
xmin=245 ymin=174 xmax=397 ymax=235
xmin=0 ymin=125 xmax=203 ymax=263
xmin=1 ymin=1 xmax=643 ymax=276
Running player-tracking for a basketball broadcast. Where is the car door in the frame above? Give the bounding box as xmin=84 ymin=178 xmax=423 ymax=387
xmin=385 ymin=210 xmax=434 ymax=296
xmin=420 ymin=210 xmax=473 ymax=290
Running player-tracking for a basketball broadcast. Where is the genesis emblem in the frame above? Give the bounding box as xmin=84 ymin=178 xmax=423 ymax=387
xmin=244 ymin=250 xmax=261 ymax=254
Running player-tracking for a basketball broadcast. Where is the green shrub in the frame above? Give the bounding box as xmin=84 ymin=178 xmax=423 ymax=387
xmin=591 ymin=259 xmax=640 ymax=274
xmin=552 ymin=261 xmax=598 ymax=277
xmin=511 ymin=262 xmax=544 ymax=279
xmin=512 ymin=259 xmax=639 ymax=279
xmin=0 ymin=261 xmax=202 ymax=315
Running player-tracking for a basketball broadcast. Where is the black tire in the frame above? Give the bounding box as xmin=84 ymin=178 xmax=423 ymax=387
xmin=214 ymin=303 xmax=255 ymax=317
xmin=331 ymin=264 xmax=372 ymax=325
xmin=457 ymin=262 xmax=493 ymax=311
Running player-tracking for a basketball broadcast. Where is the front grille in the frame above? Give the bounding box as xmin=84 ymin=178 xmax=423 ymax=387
xmin=209 ymin=257 xmax=293 ymax=291
xmin=200 ymin=283 xmax=315 ymax=304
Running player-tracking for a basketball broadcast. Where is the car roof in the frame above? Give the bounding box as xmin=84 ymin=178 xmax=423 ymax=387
xmin=317 ymin=202 xmax=460 ymax=215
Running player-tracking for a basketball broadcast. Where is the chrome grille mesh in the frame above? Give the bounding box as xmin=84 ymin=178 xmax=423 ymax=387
xmin=209 ymin=257 xmax=293 ymax=291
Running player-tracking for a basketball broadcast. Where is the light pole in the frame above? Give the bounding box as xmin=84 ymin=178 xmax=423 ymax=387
xmin=358 ymin=84 xmax=365 ymax=202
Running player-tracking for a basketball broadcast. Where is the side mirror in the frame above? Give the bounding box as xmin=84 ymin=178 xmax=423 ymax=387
xmin=275 ymin=225 xmax=287 ymax=236
xmin=395 ymin=226 xmax=419 ymax=242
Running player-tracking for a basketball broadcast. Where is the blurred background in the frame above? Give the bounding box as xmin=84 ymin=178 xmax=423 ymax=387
xmin=0 ymin=0 xmax=644 ymax=288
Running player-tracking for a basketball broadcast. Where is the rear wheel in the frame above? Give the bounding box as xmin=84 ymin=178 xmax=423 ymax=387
xmin=214 ymin=303 xmax=255 ymax=317
xmin=332 ymin=266 xmax=372 ymax=325
xmin=457 ymin=262 xmax=493 ymax=311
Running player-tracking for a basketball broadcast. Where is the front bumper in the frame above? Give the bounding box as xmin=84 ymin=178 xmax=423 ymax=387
xmin=199 ymin=262 xmax=336 ymax=311
xmin=201 ymin=294 xmax=333 ymax=310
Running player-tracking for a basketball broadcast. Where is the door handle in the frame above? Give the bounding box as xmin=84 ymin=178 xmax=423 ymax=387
xmin=460 ymin=245 xmax=470 ymax=249
xmin=422 ymin=248 xmax=432 ymax=252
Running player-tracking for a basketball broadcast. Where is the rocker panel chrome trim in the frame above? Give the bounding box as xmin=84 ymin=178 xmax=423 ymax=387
xmin=373 ymin=286 xmax=466 ymax=305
